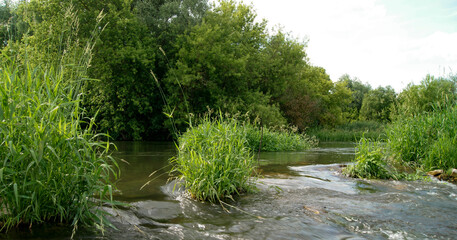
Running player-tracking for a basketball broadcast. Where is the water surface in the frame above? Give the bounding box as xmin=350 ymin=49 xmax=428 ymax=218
xmin=4 ymin=142 xmax=457 ymax=239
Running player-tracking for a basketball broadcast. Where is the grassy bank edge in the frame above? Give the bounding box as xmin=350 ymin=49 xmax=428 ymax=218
xmin=343 ymin=105 xmax=457 ymax=181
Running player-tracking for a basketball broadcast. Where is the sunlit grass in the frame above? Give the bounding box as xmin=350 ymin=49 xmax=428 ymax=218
xmin=343 ymin=138 xmax=393 ymax=179
xmin=170 ymin=111 xmax=317 ymax=203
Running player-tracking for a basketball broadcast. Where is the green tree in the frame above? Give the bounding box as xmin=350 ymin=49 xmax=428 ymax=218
xmin=9 ymin=0 xmax=166 ymax=140
xmin=259 ymin=29 xmax=308 ymax=100
xmin=135 ymin=0 xmax=208 ymax=59
xmin=166 ymin=0 xmax=286 ymax=129
xmin=83 ymin=2 xmax=159 ymax=140
xmin=281 ymin=66 xmax=330 ymax=129
xmin=281 ymin=65 xmax=352 ymax=129
xmin=394 ymin=74 xmax=456 ymax=118
xmin=82 ymin=0 xmax=207 ymax=140
xmin=359 ymin=86 xmax=396 ymax=122
xmin=324 ymin=79 xmax=353 ymax=125
xmin=338 ymin=74 xmax=371 ymax=121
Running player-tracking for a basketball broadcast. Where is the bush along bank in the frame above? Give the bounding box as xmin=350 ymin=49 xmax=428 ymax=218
xmin=170 ymin=113 xmax=317 ymax=203
xmin=344 ymin=104 xmax=457 ymax=181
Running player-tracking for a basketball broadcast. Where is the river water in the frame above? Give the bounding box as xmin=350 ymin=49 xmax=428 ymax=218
xmin=4 ymin=142 xmax=457 ymax=239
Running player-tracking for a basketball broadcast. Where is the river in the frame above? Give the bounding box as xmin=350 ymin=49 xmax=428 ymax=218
xmin=4 ymin=142 xmax=457 ymax=239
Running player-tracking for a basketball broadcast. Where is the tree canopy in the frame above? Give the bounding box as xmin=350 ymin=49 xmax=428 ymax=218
xmin=3 ymin=0 xmax=453 ymax=140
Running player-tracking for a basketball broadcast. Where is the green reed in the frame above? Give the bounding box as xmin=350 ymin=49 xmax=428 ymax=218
xmin=244 ymin=123 xmax=317 ymax=152
xmin=0 ymin=60 xmax=118 ymax=233
xmin=309 ymin=121 xmax=386 ymax=142
xmin=386 ymin=104 xmax=457 ymax=171
xmin=343 ymin=138 xmax=393 ymax=179
xmin=170 ymin=113 xmax=256 ymax=203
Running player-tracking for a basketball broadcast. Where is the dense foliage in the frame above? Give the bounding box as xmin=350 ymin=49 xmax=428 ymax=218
xmin=2 ymin=0 xmax=364 ymax=140
xmin=359 ymin=86 xmax=396 ymax=122
xmin=344 ymin=138 xmax=393 ymax=179
xmin=166 ymin=1 xmax=285 ymax=129
xmin=338 ymin=74 xmax=372 ymax=121
xmin=393 ymin=74 xmax=457 ymax=118
xmin=309 ymin=121 xmax=385 ymax=142
xmin=2 ymin=0 xmax=455 ymax=144
xmin=387 ymin=104 xmax=457 ymax=171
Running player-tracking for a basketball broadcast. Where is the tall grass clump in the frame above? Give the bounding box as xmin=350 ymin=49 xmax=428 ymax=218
xmin=309 ymin=121 xmax=386 ymax=142
xmin=0 ymin=60 xmax=118 ymax=233
xmin=244 ymin=123 xmax=317 ymax=152
xmin=345 ymin=104 xmax=457 ymax=180
xmin=386 ymin=104 xmax=457 ymax=171
xmin=343 ymin=138 xmax=393 ymax=179
xmin=170 ymin=114 xmax=256 ymax=203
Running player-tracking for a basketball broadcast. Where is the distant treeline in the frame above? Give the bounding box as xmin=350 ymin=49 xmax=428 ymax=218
xmin=1 ymin=0 xmax=455 ymax=140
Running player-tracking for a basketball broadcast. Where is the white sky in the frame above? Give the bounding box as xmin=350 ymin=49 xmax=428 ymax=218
xmin=244 ymin=0 xmax=457 ymax=91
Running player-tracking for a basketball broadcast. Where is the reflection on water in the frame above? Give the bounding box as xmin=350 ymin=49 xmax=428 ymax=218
xmin=3 ymin=142 xmax=457 ymax=239
xmin=113 ymin=141 xmax=176 ymax=202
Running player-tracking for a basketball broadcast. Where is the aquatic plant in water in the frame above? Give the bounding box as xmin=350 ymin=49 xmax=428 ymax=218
xmin=343 ymin=138 xmax=393 ymax=179
xmin=170 ymin=114 xmax=256 ymax=203
xmin=244 ymin=123 xmax=317 ymax=152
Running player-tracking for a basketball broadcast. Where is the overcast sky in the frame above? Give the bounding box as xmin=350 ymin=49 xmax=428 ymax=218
xmin=244 ymin=0 xmax=457 ymax=91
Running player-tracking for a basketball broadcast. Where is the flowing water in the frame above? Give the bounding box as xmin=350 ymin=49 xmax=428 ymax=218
xmin=4 ymin=142 xmax=457 ymax=239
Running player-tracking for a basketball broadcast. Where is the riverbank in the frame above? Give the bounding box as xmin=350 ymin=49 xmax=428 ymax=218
xmin=308 ymin=121 xmax=386 ymax=142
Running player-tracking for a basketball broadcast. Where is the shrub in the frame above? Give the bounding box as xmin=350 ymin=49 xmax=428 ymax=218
xmin=393 ymin=74 xmax=457 ymax=119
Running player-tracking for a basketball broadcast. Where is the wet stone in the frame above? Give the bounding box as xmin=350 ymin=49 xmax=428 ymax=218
xmin=427 ymin=169 xmax=443 ymax=177
xmin=132 ymin=200 xmax=182 ymax=221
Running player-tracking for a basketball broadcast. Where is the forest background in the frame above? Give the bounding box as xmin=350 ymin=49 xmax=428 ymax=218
xmin=1 ymin=0 xmax=455 ymax=141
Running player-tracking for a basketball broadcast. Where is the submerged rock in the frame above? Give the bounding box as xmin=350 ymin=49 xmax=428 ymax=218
xmin=132 ymin=200 xmax=182 ymax=221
